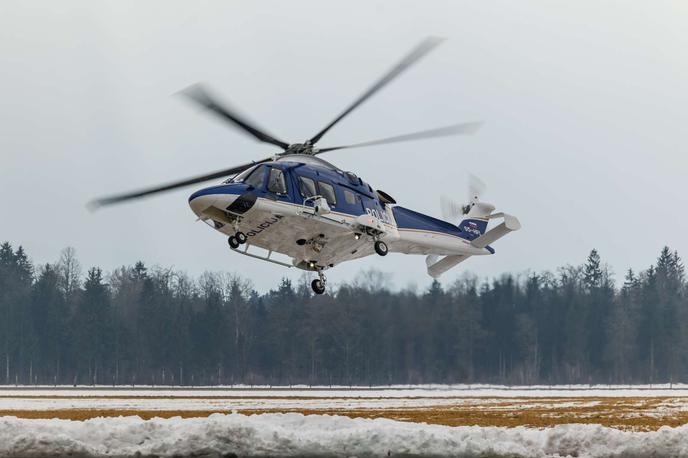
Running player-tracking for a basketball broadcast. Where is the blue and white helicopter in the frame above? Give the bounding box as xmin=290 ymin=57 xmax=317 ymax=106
xmin=92 ymin=38 xmax=520 ymax=294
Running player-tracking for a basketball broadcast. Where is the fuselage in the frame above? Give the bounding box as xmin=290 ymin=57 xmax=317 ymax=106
xmin=188 ymin=154 xmax=492 ymax=271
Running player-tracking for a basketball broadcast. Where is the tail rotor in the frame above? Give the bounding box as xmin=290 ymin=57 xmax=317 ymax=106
xmin=440 ymin=173 xmax=490 ymax=222
xmin=466 ymin=173 xmax=487 ymax=209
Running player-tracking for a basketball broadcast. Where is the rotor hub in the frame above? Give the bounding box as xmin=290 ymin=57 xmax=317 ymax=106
xmin=283 ymin=142 xmax=316 ymax=155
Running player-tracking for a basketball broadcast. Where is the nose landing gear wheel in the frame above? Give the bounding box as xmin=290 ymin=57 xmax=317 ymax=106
xmin=235 ymin=231 xmax=247 ymax=244
xmin=228 ymin=236 xmax=240 ymax=249
xmin=311 ymin=279 xmax=326 ymax=295
xmin=374 ymin=240 xmax=388 ymax=256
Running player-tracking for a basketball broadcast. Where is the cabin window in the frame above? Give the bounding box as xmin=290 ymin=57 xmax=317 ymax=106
xmin=244 ymin=165 xmax=266 ymax=189
xmin=298 ymin=176 xmax=317 ymax=198
xmin=318 ymin=181 xmax=337 ymax=206
xmin=267 ymin=168 xmax=287 ymax=195
xmin=343 ymin=188 xmax=358 ymax=205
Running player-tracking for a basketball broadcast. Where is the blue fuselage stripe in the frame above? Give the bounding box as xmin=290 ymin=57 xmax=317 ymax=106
xmin=392 ymin=206 xmax=470 ymax=240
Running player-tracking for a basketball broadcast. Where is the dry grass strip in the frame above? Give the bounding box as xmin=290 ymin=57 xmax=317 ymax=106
xmin=1 ymin=397 xmax=686 ymax=431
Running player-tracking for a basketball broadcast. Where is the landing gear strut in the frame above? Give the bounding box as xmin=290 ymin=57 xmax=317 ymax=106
xmin=374 ymin=240 xmax=388 ymax=256
xmin=311 ymin=269 xmax=327 ymax=295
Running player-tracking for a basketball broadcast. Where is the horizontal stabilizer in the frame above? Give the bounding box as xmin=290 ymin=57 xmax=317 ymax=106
xmin=426 ymin=254 xmax=469 ymax=278
xmin=470 ymin=214 xmax=521 ymax=249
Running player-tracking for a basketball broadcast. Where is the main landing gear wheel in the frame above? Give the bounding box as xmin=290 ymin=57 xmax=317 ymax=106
xmin=228 ymin=236 xmax=240 ymax=249
xmin=311 ymin=279 xmax=326 ymax=295
xmin=235 ymin=231 xmax=247 ymax=244
xmin=374 ymin=240 xmax=388 ymax=256
xmin=311 ymin=268 xmax=327 ymax=295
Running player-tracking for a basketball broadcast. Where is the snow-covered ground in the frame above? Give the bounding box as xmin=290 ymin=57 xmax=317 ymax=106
xmin=0 ymin=385 xmax=688 ymax=413
xmin=0 ymin=394 xmax=507 ymax=411
xmin=0 ymin=385 xmax=686 ymax=413
xmin=3 ymin=386 xmax=688 ymax=456
xmin=2 ymin=412 xmax=688 ymax=457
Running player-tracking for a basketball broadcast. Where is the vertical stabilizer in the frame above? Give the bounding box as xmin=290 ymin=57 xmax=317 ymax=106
xmin=459 ymin=200 xmax=494 ymax=239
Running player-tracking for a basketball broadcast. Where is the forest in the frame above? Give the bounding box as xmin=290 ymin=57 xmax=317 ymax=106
xmin=0 ymin=241 xmax=685 ymax=386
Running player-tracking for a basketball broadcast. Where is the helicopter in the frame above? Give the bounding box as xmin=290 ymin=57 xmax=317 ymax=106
xmin=91 ymin=38 xmax=521 ymax=294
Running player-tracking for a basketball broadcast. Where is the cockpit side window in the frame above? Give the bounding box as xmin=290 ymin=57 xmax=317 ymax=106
xmin=244 ymin=165 xmax=266 ymax=189
xmin=318 ymin=181 xmax=337 ymax=207
xmin=298 ymin=176 xmax=317 ymax=198
xmin=267 ymin=168 xmax=288 ymax=195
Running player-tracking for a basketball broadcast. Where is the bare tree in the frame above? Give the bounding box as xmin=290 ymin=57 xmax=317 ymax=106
xmin=57 ymin=247 xmax=81 ymax=300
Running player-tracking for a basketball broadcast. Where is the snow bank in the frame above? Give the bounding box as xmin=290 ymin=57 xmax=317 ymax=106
xmin=2 ymin=413 xmax=688 ymax=457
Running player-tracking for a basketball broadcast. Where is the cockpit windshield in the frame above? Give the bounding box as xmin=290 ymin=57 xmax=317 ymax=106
xmin=224 ymin=165 xmax=258 ymax=184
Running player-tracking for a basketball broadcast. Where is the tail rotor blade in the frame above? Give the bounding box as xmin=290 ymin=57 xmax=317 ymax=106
xmin=468 ymin=173 xmax=487 ymax=202
xmin=440 ymin=195 xmax=465 ymax=222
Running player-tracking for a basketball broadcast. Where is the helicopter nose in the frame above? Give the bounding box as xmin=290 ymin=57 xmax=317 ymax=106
xmin=188 ymin=189 xmax=218 ymax=216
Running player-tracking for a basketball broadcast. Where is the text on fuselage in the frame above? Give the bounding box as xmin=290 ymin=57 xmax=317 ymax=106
xmin=246 ymin=215 xmax=284 ymax=237
xmin=365 ymin=207 xmax=391 ymax=225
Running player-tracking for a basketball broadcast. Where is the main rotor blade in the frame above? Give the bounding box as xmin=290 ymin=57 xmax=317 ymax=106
xmin=89 ymin=158 xmax=272 ymax=209
xmin=316 ymin=121 xmax=482 ymax=153
xmin=309 ymin=37 xmax=443 ymax=145
xmin=181 ymin=84 xmax=290 ymax=150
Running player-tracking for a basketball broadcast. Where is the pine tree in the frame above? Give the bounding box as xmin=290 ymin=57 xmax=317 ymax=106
xmin=581 ymin=249 xmax=613 ymax=378
xmin=74 ymin=267 xmax=112 ymax=385
xmin=607 ymin=269 xmax=639 ymax=382
xmin=31 ymin=264 xmax=68 ymax=383
xmin=583 ymin=249 xmax=603 ymax=291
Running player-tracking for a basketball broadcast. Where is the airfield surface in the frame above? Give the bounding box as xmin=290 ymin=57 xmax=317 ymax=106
xmin=4 ymin=386 xmax=688 ymax=457
xmin=2 ymin=385 xmax=688 ymax=430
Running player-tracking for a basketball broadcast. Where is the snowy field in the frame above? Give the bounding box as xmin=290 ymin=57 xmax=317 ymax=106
xmin=4 ymin=413 xmax=688 ymax=457
xmin=3 ymin=385 xmax=688 ymax=457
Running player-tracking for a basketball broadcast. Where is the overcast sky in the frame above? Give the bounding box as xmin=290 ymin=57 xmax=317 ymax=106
xmin=1 ymin=1 xmax=687 ymax=291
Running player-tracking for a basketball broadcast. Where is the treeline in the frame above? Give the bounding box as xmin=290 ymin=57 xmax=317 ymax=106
xmin=0 ymin=242 xmax=685 ymax=386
